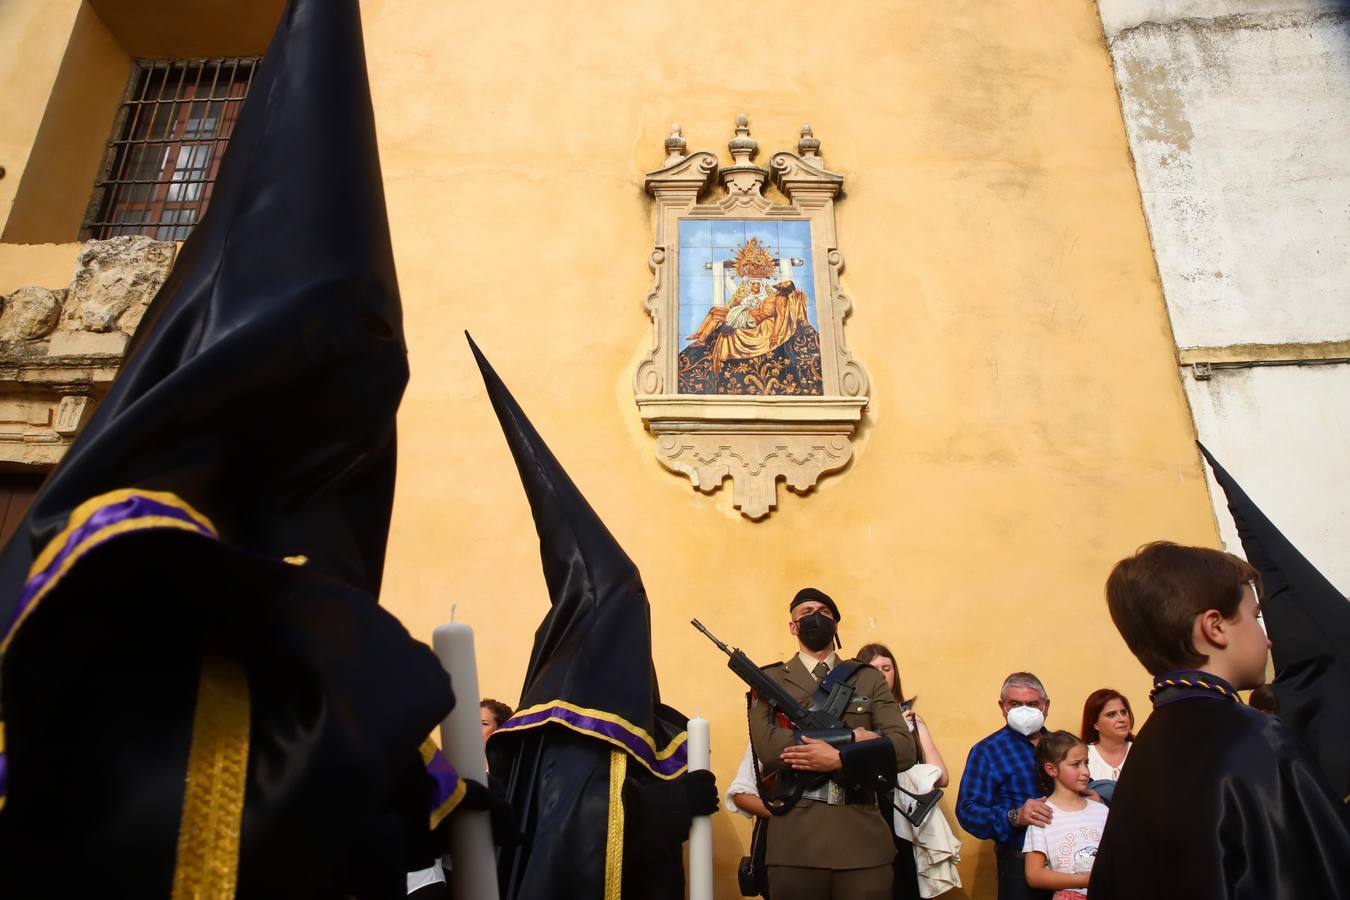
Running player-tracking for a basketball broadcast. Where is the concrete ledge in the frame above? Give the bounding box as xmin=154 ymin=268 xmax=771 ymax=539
xmin=1178 ymin=339 xmax=1350 ymax=365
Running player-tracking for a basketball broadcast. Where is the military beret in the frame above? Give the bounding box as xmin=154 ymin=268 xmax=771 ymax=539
xmin=789 ymin=587 xmax=841 ymax=622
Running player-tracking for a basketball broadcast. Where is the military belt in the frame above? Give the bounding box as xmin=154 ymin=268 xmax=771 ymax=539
xmin=798 ymin=782 xmax=876 ymax=807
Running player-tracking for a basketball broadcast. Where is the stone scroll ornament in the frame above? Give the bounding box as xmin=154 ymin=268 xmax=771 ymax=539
xmin=633 ymin=117 xmax=870 ymax=520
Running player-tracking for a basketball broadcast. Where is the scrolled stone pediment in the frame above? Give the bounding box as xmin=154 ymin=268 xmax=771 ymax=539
xmin=633 ymin=117 xmax=870 ymax=520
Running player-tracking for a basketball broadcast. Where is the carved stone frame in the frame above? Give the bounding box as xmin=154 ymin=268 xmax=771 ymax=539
xmin=634 ymin=118 xmax=870 ymax=519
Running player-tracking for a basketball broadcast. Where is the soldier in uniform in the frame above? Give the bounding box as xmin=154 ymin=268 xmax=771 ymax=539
xmin=749 ymin=588 xmax=918 ymax=900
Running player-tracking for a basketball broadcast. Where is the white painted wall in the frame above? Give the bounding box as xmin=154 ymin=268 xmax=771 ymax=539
xmin=1107 ymin=5 xmax=1350 ymax=347
xmin=1184 ymin=364 xmax=1350 ymax=593
xmin=1102 ymin=0 xmax=1350 ymax=592
xmin=1098 ymin=0 xmax=1350 ymax=40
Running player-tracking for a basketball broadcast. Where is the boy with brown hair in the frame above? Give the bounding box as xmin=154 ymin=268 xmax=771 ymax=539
xmin=1089 ymin=542 xmax=1350 ymax=899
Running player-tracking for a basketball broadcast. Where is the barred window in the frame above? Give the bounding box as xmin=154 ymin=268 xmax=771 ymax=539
xmin=83 ymin=58 xmax=260 ymax=241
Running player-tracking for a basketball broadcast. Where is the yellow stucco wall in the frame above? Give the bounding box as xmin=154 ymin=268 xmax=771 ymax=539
xmin=0 ymin=0 xmax=84 ymax=232
xmin=2 ymin=2 xmax=129 ymax=244
xmin=0 ymin=1 xmax=1219 ymax=896
xmin=361 ymin=1 xmax=1217 ymax=896
xmin=0 ymin=244 xmax=84 ymax=296
xmin=86 ymin=0 xmax=284 ymax=58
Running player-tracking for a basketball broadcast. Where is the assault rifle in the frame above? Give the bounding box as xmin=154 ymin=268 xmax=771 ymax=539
xmin=690 ymin=617 xmax=853 ymax=740
xmin=691 ymin=618 xmax=943 ymax=827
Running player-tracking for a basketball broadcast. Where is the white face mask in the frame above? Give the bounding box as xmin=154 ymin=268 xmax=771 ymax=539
xmin=1006 ymin=705 xmax=1045 ymax=736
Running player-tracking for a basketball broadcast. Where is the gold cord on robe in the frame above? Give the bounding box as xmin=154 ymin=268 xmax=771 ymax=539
xmin=604 ymin=749 xmax=628 ymax=900
xmin=171 ymin=652 xmax=250 ymax=900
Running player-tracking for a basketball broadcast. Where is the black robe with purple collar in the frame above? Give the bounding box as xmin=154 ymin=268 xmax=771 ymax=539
xmin=0 ymin=2 xmax=457 ymax=895
xmin=1089 ymin=671 xmax=1350 ymax=899
xmin=469 ymin=337 xmax=695 ymax=900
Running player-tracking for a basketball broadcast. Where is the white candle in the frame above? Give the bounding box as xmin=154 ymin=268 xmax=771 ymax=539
xmin=686 ymin=714 xmax=713 ymax=900
xmin=433 ymin=614 xmax=501 ymax=900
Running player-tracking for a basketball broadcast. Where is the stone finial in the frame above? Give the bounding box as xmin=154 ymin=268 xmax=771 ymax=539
xmin=798 ymin=124 xmax=822 ymax=161
xmin=664 ymin=124 xmax=687 ymax=164
xmin=728 ymin=114 xmax=758 ymax=165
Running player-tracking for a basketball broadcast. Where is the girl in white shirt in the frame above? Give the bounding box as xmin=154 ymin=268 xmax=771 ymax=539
xmin=1022 ymin=731 xmax=1110 ymax=898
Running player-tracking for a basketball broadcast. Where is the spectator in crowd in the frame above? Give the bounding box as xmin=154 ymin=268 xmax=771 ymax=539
xmin=727 ymin=743 xmax=773 ymax=819
xmin=956 ymin=672 xmax=1053 ymax=900
xmin=1078 ymin=689 xmax=1134 ymax=784
xmin=480 ymin=698 xmax=513 ymax=743
xmin=858 ymin=644 xmax=950 ymax=787
xmin=1022 ymin=731 xmax=1108 ymax=899
xmin=857 ymin=643 xmax=957 ymax=900
xmin=1090 ymin=541 xmax=1350 ymax=897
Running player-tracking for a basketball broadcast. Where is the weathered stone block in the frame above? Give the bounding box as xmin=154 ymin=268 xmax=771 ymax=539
xmin=66 ymin=235 xmax=176 ymax=335
xmin=48 ymin=330 xmax=129 ymax=357
xmin=0 ymin=287 xmax=64 ymax=340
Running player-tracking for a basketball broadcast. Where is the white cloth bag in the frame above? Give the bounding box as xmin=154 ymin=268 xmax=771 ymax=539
xmin=892 ymin=763 xmax=963 ymax=898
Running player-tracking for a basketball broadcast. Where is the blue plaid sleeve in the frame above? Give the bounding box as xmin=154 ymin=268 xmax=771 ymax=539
xmin=956 ymin=739 xmax=1011 ymax=842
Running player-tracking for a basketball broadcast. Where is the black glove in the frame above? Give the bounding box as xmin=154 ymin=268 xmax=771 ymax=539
xmin=460 ymin=776 xmax=522 ymax=847
xmin=679 ymin=769 xmax=719 ymax=817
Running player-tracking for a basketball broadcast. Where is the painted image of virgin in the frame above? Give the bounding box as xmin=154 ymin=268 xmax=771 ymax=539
xmin=678 ymin=235 xmax=824 ymax=395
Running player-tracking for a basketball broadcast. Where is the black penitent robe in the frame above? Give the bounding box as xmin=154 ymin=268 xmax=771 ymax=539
xmin=468 ymin=337 xmax=696 ymax=900
xmin=488 ymin=728 xmax=693 ymax=900
xmin=1090 ymin=676 xmax=1350 ymax=899
xmin=1199 ymin=444 xmax=1350 ymax=799
xmin=0 ymin=2 xmax=454 ymax=892
xmin=0 ymin=529 xmax=452 ymax=899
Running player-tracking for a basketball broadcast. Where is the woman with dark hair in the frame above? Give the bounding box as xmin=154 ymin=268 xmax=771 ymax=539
xmin=480 ymin=698 xmax=514 ymax=743
xmin=856 ymin=643 xmax=956 ymax=899
xmin=1079 ymin=689 xmax=1135 ymax=783
xmin=857 ymin=643 xmax=949 ymax=786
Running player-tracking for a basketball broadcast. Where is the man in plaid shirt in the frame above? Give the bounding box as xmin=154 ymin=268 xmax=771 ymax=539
xmin=956 ymin=673 xmax=1054 ymax=900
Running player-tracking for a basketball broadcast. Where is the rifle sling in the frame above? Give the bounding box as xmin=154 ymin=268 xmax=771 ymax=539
xmin=809 ymin=660 xmax=863 ymax=723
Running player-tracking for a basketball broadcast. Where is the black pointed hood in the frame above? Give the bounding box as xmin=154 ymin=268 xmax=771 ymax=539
xmin=1199 ymin=442 xmax=1350 ymax=798
xmin=0 ymin=2 xmax=452 ymax=894
xmin=0 ymin=0 xmax=406 ymax=609
xmin=468 ymin=334 xmax=686 ymax=769
xmin=470 ymin=336 xmax=689 ymax=900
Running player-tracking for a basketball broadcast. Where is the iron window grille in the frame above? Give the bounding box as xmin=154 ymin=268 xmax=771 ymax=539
xmin=83 ymin=57 xmax=260 ymax=242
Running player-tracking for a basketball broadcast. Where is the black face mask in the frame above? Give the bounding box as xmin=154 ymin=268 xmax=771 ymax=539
xmin=795 ymin=612 xmax=837 ymax=652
